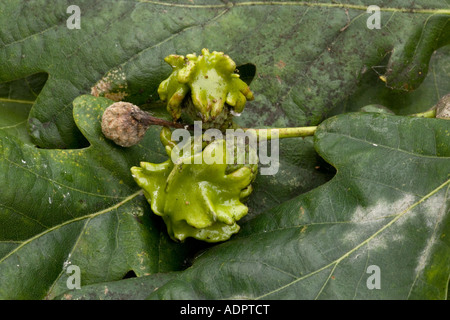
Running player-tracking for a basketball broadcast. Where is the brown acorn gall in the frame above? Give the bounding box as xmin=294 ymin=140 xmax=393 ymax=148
xmin=101 ymin=102 xmax=151 ymax=147
xmin=101 ymin=101 xmax=192 ymax=147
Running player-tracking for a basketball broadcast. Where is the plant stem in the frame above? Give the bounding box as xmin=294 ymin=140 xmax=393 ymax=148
xmin=244 ymin=126 xmax=317 ymax=140
xmin=411 ymin=108 xmax=436 ymax=118
xmin=132 ymin=111 xmax=193 ymax=129
xmin=136 ymin=107 xmax=318 ymax=138
xmin=136 ymin=106 xmax=319 ymax=139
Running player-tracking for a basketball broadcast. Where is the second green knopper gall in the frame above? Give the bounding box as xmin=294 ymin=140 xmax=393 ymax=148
xmin=131 ymin=127 xmax=258 ymax=243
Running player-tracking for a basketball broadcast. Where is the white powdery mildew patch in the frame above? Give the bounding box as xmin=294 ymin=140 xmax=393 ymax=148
xmin=413 ymin=193 xmax=447 ymax=276
xmin=344 ymin=194 xmax=416 ymax=250
xmin=415 ymin=239 xmax=435 ymax=278
xmin=348 ymin=244 xmax=369 ymax=262
xmin=367 ymin=233 xmax=388 ymax=250
xmin=351 ymin=194 xmax=416 ymax=224
xmin=420 ymin=193 xmax=447 ymax=229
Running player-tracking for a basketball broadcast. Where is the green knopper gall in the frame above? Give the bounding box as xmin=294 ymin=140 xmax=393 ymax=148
xmin=131 ymin=127 xmax=258 ymax=243
xmin=158 ymin=48 xmax=254 ymax=130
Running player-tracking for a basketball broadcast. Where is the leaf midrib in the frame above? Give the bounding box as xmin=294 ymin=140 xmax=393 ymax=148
xmin=3 ymin=156 xmax=128 ymax=199
xmin=137 ymin=0 xmax=450 ymax=15
xmin=0 ymin=98 xmax=34 ymax=105
xmin=253 ymin=178 xmax=450 ymax=299
xmin=325 ymin=131 xmax=449 ymax=159
xmin=0 ymin=190 xmax=143 ymax=265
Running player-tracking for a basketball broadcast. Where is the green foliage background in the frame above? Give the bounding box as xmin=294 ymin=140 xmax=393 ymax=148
xmin=0 ymin=0 xmax=449 ymax=299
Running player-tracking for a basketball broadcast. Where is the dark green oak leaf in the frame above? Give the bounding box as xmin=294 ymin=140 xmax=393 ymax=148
xmin=0 ymin=0 xmax=449 ymax=148
xmin=0 ymin=95 xmax=193 ymax=299
xmin=0 ymin=0 xmax=449 ymax=300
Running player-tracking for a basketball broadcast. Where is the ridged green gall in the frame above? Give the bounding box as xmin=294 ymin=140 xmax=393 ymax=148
xmin=131 ymin=127 xmax=258 ymax=242
xmin=158 ymin=48 xmax=254 ymax=129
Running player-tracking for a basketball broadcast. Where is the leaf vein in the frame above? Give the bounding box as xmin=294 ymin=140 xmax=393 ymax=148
xmin=3 ymin=156 xmax=127 ymax=199
xmin=0 ymin=190 xmax=142 ymax=266
xmin=254 ymin=179 xmax=450 ymax=299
